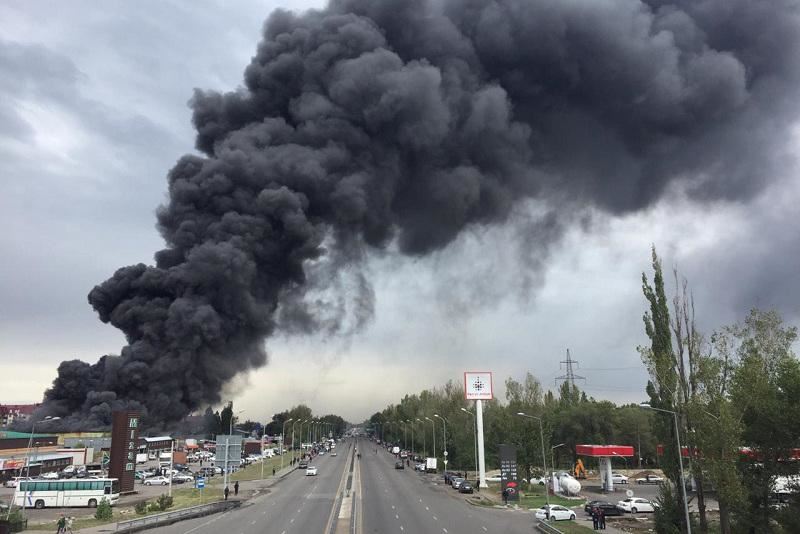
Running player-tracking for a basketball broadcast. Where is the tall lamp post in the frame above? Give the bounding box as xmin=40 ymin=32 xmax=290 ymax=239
xmin=460 ymin=407 xmax=478 ymax=480
xmin=406 ymin=420 xmax=414 ymax=456
xmin=279 ymin=418 xmax=293 ymax=473
xmin=517 ymin=412 xmax=549 ymax=512
xmin=640 ymin=403 xmax=691 ymax=534
xmin=416 ymin=419 xmax=426 ymax=457
xmin=434 ymin=414 xmax=448 ymax=469
xmin=551 ymin=443 xmax=565 ymax=475
xmin=425 ymin=417 xmax=436 ymax=468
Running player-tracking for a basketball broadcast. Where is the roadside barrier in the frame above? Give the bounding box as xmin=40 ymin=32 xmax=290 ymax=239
xmin=115 ymin=500 xmax=241 ymax=533
xmin=536 ymin=520 xmax=565 ymax=534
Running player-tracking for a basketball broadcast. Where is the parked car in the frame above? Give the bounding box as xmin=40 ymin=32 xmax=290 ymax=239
xmin=611 ymin=473 xmax=629 ymax=484
xmin=415 ymin=463 xmax=426 ymax=471
xmin=39 ymin=472 xmax=60 ymax=480
xmin=458 ymin=482 xmax=474 ymax=494
xmin=197 ymin=467 xmax=216 ymax=477
xmin=306 ymin=466 xmax=318 ymax=476
xmin=636 ymin=474 xmax=664 ymax=485
xmin=534 ymin=505 xmax=576 ymax=521
xmin=617 ymin=497 xmax=659 ymax=513
xmin=395 ymin=461 xmax=405 ymax=470
xmin=172 ymin=473 xmax=194 ymax=483
xmin=144 ymin=476 xmax=170 ymax=486
xmin=584 ymin=501 xmax=624 ymax=516
xmin=451 ymin=477 xmax=465 ymax=489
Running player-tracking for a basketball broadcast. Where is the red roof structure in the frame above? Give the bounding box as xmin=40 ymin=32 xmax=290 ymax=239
xmin=576 ymin=444 xmax=635 ymax=457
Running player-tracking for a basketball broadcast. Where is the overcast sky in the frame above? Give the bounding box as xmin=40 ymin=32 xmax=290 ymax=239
xmin=1 ymin=0 xmax=799 ymax=424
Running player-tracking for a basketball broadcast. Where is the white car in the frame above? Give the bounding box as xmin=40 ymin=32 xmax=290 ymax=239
xmin=3 ymin=477 xmax=32 ymax=488
xmin=331 ymin=452 xmax=337 ymax=457
xmin=610 ymin=473 xmax=629 ymax=484
xmin=39 ymin=472 xmax=60 ymax=480
xmin=144 ymin=476 xmax=170 ymax=486
xmin=534 ymin=505 xmax=576 ymax=521
xmin=172 ymin=473 xmax=194 ymax=483
xmin=306 ymin=466 xmax=318 ymax=476
xmin=617 ymin=497 xmax=659 ymax=513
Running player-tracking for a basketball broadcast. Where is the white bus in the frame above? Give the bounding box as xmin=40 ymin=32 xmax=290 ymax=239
xmin=14 ymin=478 xmax=120 ymax=509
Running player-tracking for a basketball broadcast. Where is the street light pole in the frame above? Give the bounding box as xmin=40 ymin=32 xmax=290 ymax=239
xmin=461 ymin=408 xmax=478 ymax=480
xmin=551 ymin=443 xmax=565 ymax=479
xmin=279 ymin=418 xmax=293 ymax=474
xmin=425 ymin=417 xmax=436 ymax=468
xmin=416 ymin=419 xmax=426 ymax=457
xmin=640 ymin=403 xmax=692 ymax=534
xmin=434 ymin=414 xmax=447 ymax=469
xmin=517 ymin=413 xmax=549 ymax=512
xmin=407 ymin=420 xmax=414 ymax=457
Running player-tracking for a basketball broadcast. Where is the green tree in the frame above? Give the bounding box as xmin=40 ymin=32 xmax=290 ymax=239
xmin=95 ymin=497 xmax=113 ymax=520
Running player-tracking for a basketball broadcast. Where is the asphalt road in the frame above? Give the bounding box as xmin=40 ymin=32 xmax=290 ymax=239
xmin=358 ymin=439 xmax=534 ymax=534
xmin=142 ymin=440 xmax=353 ymax=534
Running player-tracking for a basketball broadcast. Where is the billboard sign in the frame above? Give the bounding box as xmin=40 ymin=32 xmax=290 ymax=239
xmin=215 ymin=435 xmax=243 ymax=473
xmin=109 ymin=411 xmax=140 ymax=493
xmin=464 ymin=372 xmax=493 ymax=400
xmin=499 ymin=444 xmax=519 ymax=502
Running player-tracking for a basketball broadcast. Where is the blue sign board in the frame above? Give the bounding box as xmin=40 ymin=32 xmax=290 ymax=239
xmin=196 ymin=477 xmax=205 ymax=489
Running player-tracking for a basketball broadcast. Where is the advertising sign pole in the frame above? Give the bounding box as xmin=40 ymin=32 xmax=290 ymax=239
xmin=465 ymin=371 xmax=492 ymax=488
xmin=476 ymin=399 xmax=487 ymax=488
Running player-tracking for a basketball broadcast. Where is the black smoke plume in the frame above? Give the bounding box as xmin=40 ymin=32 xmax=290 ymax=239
xmin=35 ymin=0 xmax=800 ymax=429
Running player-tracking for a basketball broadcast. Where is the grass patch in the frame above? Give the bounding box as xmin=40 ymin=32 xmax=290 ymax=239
xmin=518 ymin=493 xmax=581 ymax=509
xmin=229 ymin=455 xmax=288 ymax=482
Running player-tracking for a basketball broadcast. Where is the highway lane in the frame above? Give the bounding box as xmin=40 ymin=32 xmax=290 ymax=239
xmin=358 ymin=439 xmax=534 ymax=534
xmin=142 ymin=440 xmax=353 ymax=534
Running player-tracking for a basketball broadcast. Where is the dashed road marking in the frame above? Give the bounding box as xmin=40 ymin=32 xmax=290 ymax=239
xmin=443 ymin=529 xmax=448 ymax=533
xmin=395 ymin=514 xmax=399 ymax=519
xmin=250 ymin=520 xmax=256 ymax=525
xmin=400 ymin=527 xmax=404 ymax=532
xmin=433 ymin=516 xmax=438 ymax=521
xmin=425 ymin=507 xmax=429 ymax=511
xmin=482 ymin=527 xmax=488 ymax=532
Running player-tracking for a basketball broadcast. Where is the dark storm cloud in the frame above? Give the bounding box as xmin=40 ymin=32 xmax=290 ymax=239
xmin=35 ymin=0 xmax=800 ymax=429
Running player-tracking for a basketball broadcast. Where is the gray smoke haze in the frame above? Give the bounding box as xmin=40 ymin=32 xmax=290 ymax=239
xmin=35 ymin=0 xmax=800 ymax=429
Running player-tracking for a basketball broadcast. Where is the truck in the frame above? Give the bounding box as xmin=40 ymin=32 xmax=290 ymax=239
xmin=425 ymin=457 xmax=438 ymax=473
xmin=392 ymin=446 xmax=400 ymax=455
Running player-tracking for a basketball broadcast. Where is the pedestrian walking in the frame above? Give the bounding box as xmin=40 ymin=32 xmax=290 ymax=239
xmin=234 ymin=481 xmax=239 ymax=496
xmin=502 ymin=487 xmax=508 ymax=505
xmin=56 ymin=515 xmax=66 ymax=534
xmin=272 ymin=467 xmax=276 ymax=476
xmin=224 ymin=485 xmax=230 ymax=501
xmin=591 ymin=507 xmax=599 ymax=530
xmin=65 ymin=516 xmax=74 ymax=534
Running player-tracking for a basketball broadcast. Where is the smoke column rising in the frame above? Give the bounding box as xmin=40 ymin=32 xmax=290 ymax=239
xmin=37 ymin=0 xmax=800 ymax=428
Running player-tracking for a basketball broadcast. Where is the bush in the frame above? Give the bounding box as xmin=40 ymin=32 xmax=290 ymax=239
xmin=134 ymin=501 xmax=149 ymax=515
xmin=155 ymin=494 xmax=174 ymax=512
xmin=95 ymin=498 xmax=113 ymax=520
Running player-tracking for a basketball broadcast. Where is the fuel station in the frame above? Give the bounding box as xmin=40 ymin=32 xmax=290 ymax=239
xmin=576 ymin=444 xmax=635 ymax=491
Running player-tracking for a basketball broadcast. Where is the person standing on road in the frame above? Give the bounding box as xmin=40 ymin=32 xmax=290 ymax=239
xmin=224 ymin=485 xmax=229 ymax=501
xmin=591 ymin=506 xmax=599 ymax=530
xmin=234 ymin=481 xmax=239 ymax=496
xmin=502 ymin=487 xmax=508 ymax=506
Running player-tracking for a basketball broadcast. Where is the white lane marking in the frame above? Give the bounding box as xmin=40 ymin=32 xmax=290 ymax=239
xmin=482 ymin=527 xmax=488 ymax=532
xmin=400 ymin=527 xmax=404 ymax=532
xmin=395 ymin=514 xmax=399 ymax=519
xmin=425 ymin=506 xmax=429 ymax=511
xmin=443 ymin=529 xmax=448 ymax=533
xmin=281 ymin=531 xmax=286 ymax=534
xmin=290 ymin=518 xmax=295 ymax=524
xmin=433 ymin=516 xmax=438 ymax=521
xmin=250 ymin=520 xmax=256 ymax=525
xmin=262 ymin=511 xmax=267 ymax=515
xmin=392 ymin=505 xmax=396 ymax=510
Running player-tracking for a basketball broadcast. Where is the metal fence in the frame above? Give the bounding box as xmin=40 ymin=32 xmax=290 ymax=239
xmin=116 ymin=500 xmax=241 ymax=533
xmin=536 ymin=520 xmax=564 ymax=534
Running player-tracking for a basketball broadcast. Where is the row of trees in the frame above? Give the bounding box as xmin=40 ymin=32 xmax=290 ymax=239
xmin=366 ymin=375 xmax=659 ymax=481
xmin=202 ymin=402 xmax=347 ymax=441
xmin=640 ymin=249 xmax=800 ymax=534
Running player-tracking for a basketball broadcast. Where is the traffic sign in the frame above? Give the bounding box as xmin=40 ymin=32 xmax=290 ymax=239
xmin=443 ymin=451 xmax=448 ymax=457
xmin=196 ymin=477 xmax=205 ymax=489
xmin=626 ymin=489 xmax=634 ymax=498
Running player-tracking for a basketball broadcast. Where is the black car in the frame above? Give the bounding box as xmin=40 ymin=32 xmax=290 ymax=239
xmin=458 ymin=482 xmax=474 ymax=494
xmin=395 ymin=461 xmax=405 ymax=469
xmin=584 ymin=500 xmax=624 ymax=516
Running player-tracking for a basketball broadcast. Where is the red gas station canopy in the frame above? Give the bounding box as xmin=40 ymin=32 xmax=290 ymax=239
xmin=576 ymin=444 xmax=635 ymax=457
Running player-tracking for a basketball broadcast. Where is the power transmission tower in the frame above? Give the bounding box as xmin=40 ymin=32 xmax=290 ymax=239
xmin=555 ymin=349 xmax=586 ymax=387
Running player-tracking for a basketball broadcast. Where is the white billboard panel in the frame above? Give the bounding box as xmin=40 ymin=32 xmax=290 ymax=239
xmin=464 ymin=371 xmax=493 ymax=400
